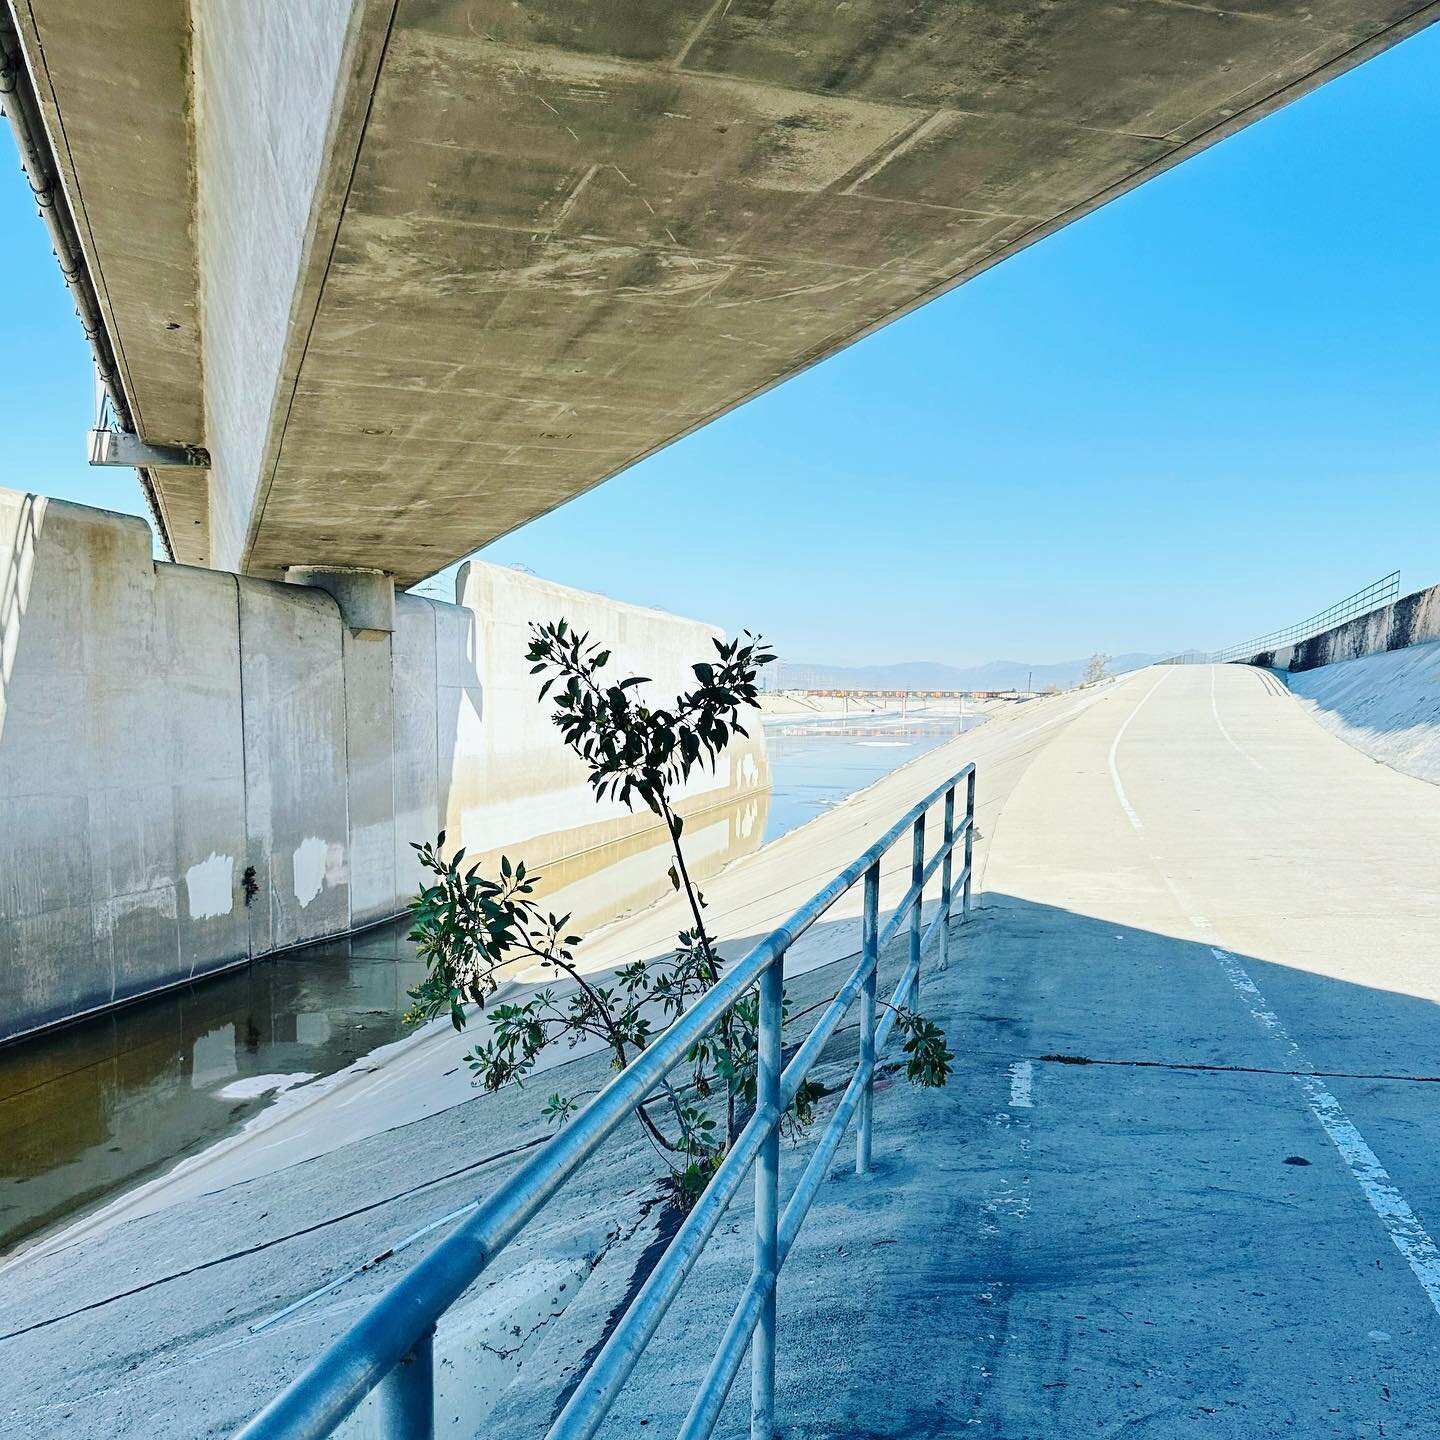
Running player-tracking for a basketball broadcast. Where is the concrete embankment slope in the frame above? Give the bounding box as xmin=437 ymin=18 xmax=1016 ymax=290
xmin=11 ymin=666 xmax=1440 ymax=1437
xmin=1233 ymin=574 xmax=1440 ymax=786
xmin=0 ymin=682 xmax=1114 ymax=1438
xmin=11 ymin=683 xmax=1106 ymax=1259
xmin=1281 ymin=637 xmax=1440 ymax=785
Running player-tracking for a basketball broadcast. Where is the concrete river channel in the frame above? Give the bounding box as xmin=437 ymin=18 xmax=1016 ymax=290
xmin=0 ymin=704 xmax=984 ymax=1254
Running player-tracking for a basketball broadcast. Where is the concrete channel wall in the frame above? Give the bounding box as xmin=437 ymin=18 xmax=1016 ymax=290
xmin=1248 ymin=582 xmax=1440 ymax=673
xmin=0 ymin=489 xmax=766 ymax=1043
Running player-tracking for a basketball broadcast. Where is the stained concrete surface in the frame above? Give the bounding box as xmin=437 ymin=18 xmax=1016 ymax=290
xmin=1250 ymin=580 xmax=1440 ymax=674
xmin=232 ymin=0 xmax=1440 ymax=582
xmin=2 ymin=763 xmax=773 ymax=1257
xmin=6 ymin=667 xmax=1440 ymax=1436
xmin=0 ymin=488 xmax=764 ymax=1042
xmin=6 ymin=0 xmax=209 ymax=559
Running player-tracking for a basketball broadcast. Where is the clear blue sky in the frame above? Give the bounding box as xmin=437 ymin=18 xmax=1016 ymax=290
xmin=3 ymin=26 xmax=1436 ymax=666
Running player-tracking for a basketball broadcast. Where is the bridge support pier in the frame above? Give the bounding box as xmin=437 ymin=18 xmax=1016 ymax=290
xmin=285 ymin=566 xmax=395 ymax=637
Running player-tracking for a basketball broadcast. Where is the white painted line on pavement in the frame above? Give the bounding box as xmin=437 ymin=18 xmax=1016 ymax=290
xmin=1210 ymin=669 xmax=1267 ymax=772
xmin=1207 ymin=941 xmax=1440 ymax=1313
xmin=1008 ymin=1060 xmax=1034 ymax=1108
xmin=1105 ymin=670 xmax=1171 ymax=832
xmin=1108 ymin=680 xmax=1440 ymax=1318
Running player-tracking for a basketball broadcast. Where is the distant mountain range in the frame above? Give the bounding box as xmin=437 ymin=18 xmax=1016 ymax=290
xmin=767 ymin=653 xmax=1169 ymax=693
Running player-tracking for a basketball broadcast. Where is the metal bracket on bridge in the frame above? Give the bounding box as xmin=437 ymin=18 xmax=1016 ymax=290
xmin=88 ymin=427 xmax=210 ymax=469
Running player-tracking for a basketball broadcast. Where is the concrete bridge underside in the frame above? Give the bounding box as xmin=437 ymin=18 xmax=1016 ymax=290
xmin=10 ymin=0 xmax=1439 ymax=583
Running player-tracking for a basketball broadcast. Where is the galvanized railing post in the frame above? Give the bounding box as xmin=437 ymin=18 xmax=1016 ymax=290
xmin=963 ymin=767 xmax=976 ymax=918
xmin=939 ymin=786 xmax=955 ymax=968
xmin=909 ymin=812 xmax=925 ymax=1008
xmin=751 ymin=953 xmax=784 ymax=1440
xmin=232 ymin=762 xmax=982 ymax=1440
xmin=374 ymin=1328 xmax=435 ymax=1440
xmin=856 ymin=859 xmax=880 ymax=1175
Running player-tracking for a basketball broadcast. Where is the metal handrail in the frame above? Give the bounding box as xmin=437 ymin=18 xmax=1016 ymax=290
xmin=233 ymin=762 xmax=977 ymax=1440
xmin=1159 ymin=571 xmax=1400 ymax=665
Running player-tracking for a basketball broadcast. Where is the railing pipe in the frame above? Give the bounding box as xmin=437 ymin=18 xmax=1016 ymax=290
xmin=545 ymin=1105 xmax=776 ymax=1440
xmin=233 ymin=932 xmax=793 ymax=1440
xmin=678 ymin=940 xmax=925 ymax=1440
xmin=751 ymin=955 xmax=784 ymax=1440
xmin=908 ymin=814 xmax=925 ymax=1009
xmin=373 ymin=1331 xmax=434 ymax=1440
xmin=1161 ymin=572 xmax=1400 ymax=665
xmin=234 ymin=762 xmax=977 ymax=1440
xmin=856 ymin=860 xmax=879 ymax=1175
xmin=963 ymin=769 xmax=976 ymax=917
xmin=939 ymin=787 xmax=955 ymax=969
xmin=877 ymin=820 xmax=965 ymax=951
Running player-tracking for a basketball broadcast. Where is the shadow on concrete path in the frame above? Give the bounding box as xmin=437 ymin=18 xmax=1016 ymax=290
xmin=5 ymin=894 xmax=1440 ymax=1438
xmin=552 ymin=895 xmax=1440 ymax=1440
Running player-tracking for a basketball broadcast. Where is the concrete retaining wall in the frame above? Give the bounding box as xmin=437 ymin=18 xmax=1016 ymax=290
xmin=0 ymin=490 xmax=767 ymax=1043
xmin=1249 ymin=583 xmax=1440 ymax=673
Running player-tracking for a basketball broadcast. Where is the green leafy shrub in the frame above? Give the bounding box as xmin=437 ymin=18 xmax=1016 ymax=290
xmin=405 ymin=620 xmax=951 ymax=1206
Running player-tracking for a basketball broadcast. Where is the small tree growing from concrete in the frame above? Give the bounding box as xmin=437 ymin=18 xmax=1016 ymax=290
xmin=405 ymin=621 xmax=952 ymax=1206
xmin=1083 ymin=653 xmax=1110 ymax=685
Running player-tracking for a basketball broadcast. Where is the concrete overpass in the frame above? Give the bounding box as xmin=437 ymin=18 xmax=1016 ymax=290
xmin=4 ymin=0 xmax=1438 ymax=596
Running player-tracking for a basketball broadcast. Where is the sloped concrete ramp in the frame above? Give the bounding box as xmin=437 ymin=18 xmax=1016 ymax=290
xmin=6 ymin=667 xmax=1440 ymax=1435
xmin=523 ymin=665 xmax=1440 ymax=1436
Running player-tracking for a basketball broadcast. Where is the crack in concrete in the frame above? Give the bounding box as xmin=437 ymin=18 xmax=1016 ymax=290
xmin=1036 ymin=1053 xmax=1440 ymax=1085
xmin=470 ymin=1307 xmax=573 ymax=1364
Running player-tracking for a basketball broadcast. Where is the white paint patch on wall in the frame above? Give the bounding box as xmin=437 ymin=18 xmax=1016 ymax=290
xmin=293 ymin=836 xmax=329 ymax=908
xmin=185 ymin=853 xmax=236 ymax=919
xmin=1008 ymin=1059 xmax=1034 ymax=1108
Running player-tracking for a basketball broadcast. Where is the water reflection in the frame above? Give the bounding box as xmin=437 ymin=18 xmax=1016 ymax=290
xmin=0 ymin=927 xmax=427 ymax=1254
xmin=1 ymin=709 xmax=983 ymax=1255
xmin=761 ymin=708 xmax=987 ymax=842
xmin=0 ymin=785 xmax=769 ymax=1255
